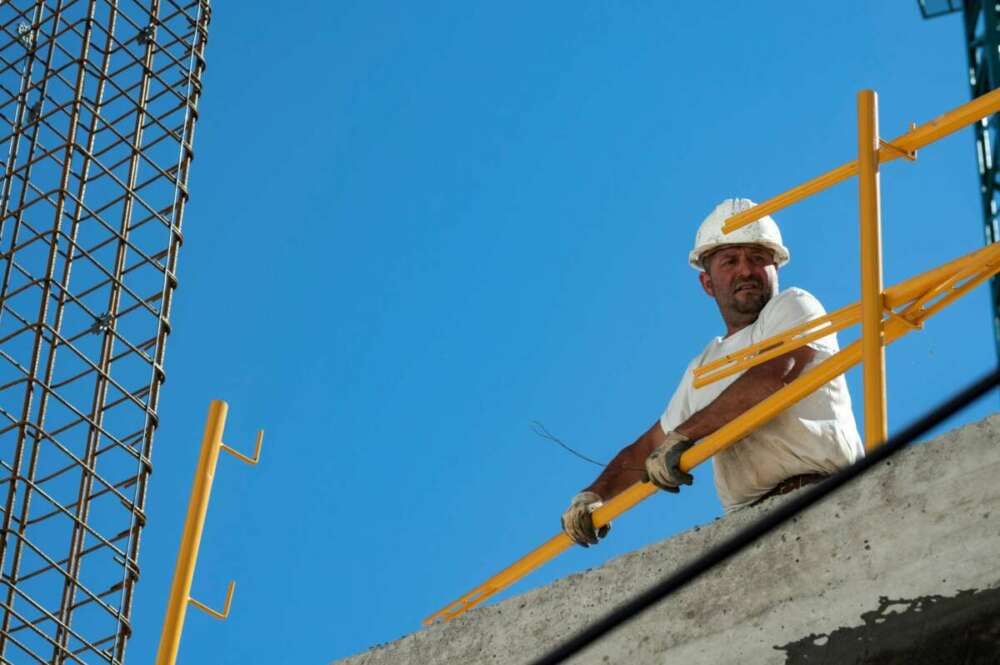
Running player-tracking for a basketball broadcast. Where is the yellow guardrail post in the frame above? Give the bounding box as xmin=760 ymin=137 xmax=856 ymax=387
xmin=154 ymin=401 xmax=264 ymax=665
xmin=858 ymin=90 xmax=888 ymax=449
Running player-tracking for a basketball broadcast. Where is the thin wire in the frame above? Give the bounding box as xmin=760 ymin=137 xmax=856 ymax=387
xmin=530 ymin=421 xmax=606 ymax=467
xmin=529 ymin=368 xmax=1000 ymax=665
xmin=530 ymin=421 xmax=646 ymax=472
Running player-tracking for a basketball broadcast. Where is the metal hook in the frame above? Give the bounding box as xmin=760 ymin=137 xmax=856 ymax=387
xmin=880 ymin=122 xmax=919 ymax=161
xmin=879 ymin=138 xmax=917 ymax=161
xmin=188 ymin=580 xmax=235 ymax=620
xmin=221 ymin=430 xmax=263 ymax=466
xmin=883 ymin=305 xmax=923 ymax=331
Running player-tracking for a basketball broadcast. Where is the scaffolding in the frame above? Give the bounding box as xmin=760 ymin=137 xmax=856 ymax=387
xmin=0 ymin=1 xmax=210 ymax=663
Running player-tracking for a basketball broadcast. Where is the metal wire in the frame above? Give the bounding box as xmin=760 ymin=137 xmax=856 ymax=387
xmin=0 ymin=1 xmax=210 ymax=663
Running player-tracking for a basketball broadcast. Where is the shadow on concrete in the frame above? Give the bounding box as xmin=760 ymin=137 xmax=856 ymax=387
xmin=775 ymin=586 xmax=1000 ymax=664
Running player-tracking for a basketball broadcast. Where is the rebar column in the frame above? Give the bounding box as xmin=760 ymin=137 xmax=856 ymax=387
xmin=0 ymin=2 xmax=212 ymax=662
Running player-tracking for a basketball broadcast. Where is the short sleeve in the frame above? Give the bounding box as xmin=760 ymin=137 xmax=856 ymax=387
xmin=754 ymin=288 xmax=838 ymax=353
xmin=659 ymin=363 xmax=696 ymax=434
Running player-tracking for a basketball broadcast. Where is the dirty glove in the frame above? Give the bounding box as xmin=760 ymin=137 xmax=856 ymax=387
xmin=561 ymin=491 xmax=611 ymax=547
xmin=643 ymin=431 xmax=695 ymax=493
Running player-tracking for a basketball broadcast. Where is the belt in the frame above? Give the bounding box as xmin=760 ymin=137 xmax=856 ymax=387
xmin=752 ymin=473 xmax=827 ymax=506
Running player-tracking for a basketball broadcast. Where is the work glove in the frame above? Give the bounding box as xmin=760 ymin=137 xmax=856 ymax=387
xmin=561 ymin=491 xmax=611 ymax=547
xmin=643 ymin=431 xmax=695 ymax=493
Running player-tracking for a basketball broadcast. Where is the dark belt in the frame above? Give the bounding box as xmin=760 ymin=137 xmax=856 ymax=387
xmin=752 ymin=473 xmax=827 ymax=506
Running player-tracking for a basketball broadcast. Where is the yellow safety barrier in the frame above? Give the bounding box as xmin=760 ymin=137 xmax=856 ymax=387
xmin=423 ymin=242 xmax=1000 ymax=625
xmin=424 ymin=86 xmax=1000 ymax=625
xmin=155 ymin=401 xmax=264 ymax=665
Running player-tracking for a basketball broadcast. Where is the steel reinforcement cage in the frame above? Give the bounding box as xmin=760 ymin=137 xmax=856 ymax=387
xmin=0 ymin=1 xmax=210 ymax=663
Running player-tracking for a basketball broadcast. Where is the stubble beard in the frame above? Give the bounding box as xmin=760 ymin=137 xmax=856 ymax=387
xmin=731 ymin=289 xmax=771 ymax=316
xmin=725 ymin=278 xmax=773 ymax=323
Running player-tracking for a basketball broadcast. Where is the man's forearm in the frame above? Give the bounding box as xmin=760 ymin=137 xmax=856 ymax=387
xmin=583 ymin=423 xmax=664 ymax=500
xmin=577 ymin=348 xmax=813 ymax=501
xmin=580 ymin=365 xmax=788 ymax=499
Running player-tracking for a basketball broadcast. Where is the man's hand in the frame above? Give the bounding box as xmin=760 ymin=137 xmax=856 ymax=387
xmin=561 ymin=491 xmax=611 ymax=547
xmin=643 ymin=431 xmax=695 ymax=493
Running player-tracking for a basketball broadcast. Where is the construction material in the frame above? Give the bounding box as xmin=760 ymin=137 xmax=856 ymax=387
xmin=0 ymin=3 xmax=212 ymax=662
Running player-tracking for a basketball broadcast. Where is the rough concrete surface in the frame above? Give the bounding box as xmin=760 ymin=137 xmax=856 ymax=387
xmin=334 ymin=415 xmax=1000 ymax=665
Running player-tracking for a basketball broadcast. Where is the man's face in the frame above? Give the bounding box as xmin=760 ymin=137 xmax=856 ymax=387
xmin=698 ymin=244 xmax=778 ymax=329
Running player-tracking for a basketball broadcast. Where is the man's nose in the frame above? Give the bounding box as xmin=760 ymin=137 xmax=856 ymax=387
xmin=733 ymin=255 xmax=754 ymax=276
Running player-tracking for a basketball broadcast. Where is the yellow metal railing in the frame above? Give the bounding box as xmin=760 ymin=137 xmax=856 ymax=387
xmin=155 ymin=401 xmax=264 ymax=665
xmin=423 ymin=86 xmax=1000 ymax=625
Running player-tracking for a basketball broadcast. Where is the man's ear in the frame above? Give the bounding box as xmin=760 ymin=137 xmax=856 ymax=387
xmin=699 ymin=270 xmax=715 ymax=297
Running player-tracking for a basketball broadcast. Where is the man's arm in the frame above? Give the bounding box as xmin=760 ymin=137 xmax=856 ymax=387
xmin=581 ymin=345 xmax=816 ymax=501
xmin=582 ymin=420 xmax=665 ymax=500
xmin=673 ymin=344 xmax=815 ymax=441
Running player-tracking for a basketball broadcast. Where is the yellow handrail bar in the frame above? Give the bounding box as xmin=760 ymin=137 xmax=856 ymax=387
xmin=721 ymin=86 xmax=1000 ymax=234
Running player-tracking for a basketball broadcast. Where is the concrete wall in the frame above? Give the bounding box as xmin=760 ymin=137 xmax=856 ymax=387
xmin=334 ymin=415 xmax=1000 ymax=665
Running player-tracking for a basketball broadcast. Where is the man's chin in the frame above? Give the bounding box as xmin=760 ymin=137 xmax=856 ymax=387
xmin=731 ymin=292 xmax=770 ymax=315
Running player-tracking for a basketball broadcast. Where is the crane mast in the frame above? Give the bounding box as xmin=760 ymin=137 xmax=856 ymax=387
xmin=920 ymin=0 xmax=1000 ymax=364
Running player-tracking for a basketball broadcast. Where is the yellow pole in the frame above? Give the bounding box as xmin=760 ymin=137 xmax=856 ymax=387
xmin=858 ymin=90 xmax=887 ymax=450
xmin=155 ymin=401 xmax=228 ymax=665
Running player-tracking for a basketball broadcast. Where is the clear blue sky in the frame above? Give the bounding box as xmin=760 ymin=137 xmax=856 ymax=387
xmin=126 ymin=2 xmax=997 ymax=662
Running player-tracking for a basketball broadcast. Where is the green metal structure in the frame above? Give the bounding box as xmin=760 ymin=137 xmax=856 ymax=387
xmin=919 ymin=0 xmax=1000 ymax=364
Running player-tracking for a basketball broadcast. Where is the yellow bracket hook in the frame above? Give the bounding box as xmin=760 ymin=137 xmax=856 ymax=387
xmin=883 ymin=306 xmax=923 ymax=332
xmin=189 ymin=580 xmax=235 ymax=620
xmin=221 ymin=430 xmax=264 ymax=466
xmin=879 ymin=123 xmax=918 ymax=161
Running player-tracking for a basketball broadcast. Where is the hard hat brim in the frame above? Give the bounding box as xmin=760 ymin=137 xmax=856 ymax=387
xmin=689 ymin=241 xmax=791 ymax=271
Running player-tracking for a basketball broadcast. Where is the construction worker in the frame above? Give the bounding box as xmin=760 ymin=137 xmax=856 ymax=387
xmin=562 ymin=198 xmax=864 ymax=547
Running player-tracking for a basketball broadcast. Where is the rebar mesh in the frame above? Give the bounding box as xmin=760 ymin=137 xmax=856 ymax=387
xmin=0 ymin=1 xmax=210 ymax=662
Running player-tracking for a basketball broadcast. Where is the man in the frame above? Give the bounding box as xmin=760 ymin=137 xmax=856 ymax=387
xmin=562 ymin=198 xmax=864 ymax=547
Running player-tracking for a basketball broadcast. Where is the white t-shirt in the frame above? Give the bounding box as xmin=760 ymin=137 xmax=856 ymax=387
xmin=659 ymin=287 xmax=864 ymax=512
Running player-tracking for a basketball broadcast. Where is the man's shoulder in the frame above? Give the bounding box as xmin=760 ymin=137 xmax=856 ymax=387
xmin=762 ymin=287 xmax=827 ymax=318
xmin=771 ymin=286 xmax=824 ymax=307
xmin=754 ymin=287 xmax=828 ymax=340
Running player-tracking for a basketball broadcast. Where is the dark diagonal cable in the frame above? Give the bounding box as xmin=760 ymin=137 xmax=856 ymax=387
xmin=530 ymin=421 xmax=608 ymax=468
xmin=530 ymin=421 xmax=646 ymax=472
xmin=530 ymin=368 xmax=1000 ymax=665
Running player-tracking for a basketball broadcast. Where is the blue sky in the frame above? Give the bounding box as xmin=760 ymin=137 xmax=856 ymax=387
xmin=125 ymin=3 xmax=997 ymax=663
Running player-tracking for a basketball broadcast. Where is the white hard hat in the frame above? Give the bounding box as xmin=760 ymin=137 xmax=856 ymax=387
xmin=688 ymin=198 xmax=790 ymax=271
